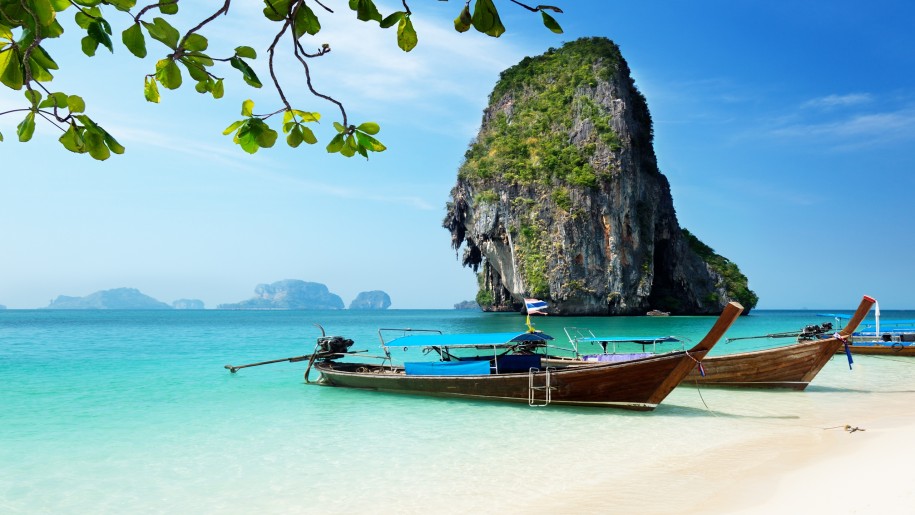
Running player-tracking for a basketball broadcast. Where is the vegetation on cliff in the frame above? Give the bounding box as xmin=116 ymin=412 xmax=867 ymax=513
xmin=458 ymin=38 xmax=628 ymax=189
xmin=681 ymin=229 xmax=759 ymax=310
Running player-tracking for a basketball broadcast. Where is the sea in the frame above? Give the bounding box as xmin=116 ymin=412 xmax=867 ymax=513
xmin=3 ymin=307 xmax=915 ymax=514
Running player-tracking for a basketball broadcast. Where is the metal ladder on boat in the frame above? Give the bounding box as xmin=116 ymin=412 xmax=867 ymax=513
xmin=529 ymin=367 xmax=555 ymax=407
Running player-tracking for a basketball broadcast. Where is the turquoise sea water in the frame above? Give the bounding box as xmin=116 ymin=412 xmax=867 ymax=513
xmin=3 ymin=308 xmax=915 ymax=514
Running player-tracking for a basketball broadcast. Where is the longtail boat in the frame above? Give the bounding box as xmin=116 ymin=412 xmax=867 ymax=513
xmin=538 ymin=296 xmax=875 ymax=390
xmin=309 ymin=302 xmax=742 ymax=410
xmin=818 ymin=303 xmax=915 ymax=356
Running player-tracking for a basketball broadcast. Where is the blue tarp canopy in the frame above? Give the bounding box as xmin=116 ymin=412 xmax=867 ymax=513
xmin=385 ymin=331 xmax=554 ymax=348
xmin=576 ymin=336 xmax=679 ymax=344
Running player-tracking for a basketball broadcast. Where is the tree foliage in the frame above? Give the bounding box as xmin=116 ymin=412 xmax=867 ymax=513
xmin=0 ymin=0 xmax=563 ymax=159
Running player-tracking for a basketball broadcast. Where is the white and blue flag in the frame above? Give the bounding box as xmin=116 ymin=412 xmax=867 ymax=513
xmin=524 ymin=298 xmax=548 ymax=315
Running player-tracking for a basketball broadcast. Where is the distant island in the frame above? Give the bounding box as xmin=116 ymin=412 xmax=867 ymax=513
xmin=172 ymin=299 xmax=205 ymax=310
xmin=218 ymin=279 xmax=345 ymax=310
xmin=454 ymin=300 xmax=480 ymax=310
xmin=0 ymin=304 xmax=6 ymax=310
xmin=349 ymin=291 xmax=391 ymax=310
xmin=46 ymin=288 xmax=171 ymax=309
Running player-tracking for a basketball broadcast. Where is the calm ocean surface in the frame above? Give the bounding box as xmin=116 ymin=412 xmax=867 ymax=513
xmin=3 ymin=308 xmax=915 ymax=514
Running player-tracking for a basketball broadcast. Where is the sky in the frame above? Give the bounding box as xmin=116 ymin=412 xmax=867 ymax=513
xmin=2 ymin=1 xmax=914 ymax=310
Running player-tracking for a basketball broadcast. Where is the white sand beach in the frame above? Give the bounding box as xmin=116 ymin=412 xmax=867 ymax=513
xmin=699 ymin=411 xmax=915 ymax=514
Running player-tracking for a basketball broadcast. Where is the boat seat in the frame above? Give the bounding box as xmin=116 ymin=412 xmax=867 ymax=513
xmin=582 ymin=353 xmax=652 ymax=363
xmin=495 ymin=354 xmax=542 ymax=373
xmin=404 ymin=360 xmax=491 ymax=376
xmin=901 ymin=334 xmax=915 ymax=342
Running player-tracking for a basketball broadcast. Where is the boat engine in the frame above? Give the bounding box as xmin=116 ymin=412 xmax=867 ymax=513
xmin=798 ymin=322 xmax=833 ymax=340
xmin=316 ymin=335 xmax=354 ymax=356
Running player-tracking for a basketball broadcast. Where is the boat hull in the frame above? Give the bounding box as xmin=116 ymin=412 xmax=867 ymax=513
xmin=684 ymin=338 xmax=843 ymax=390
xmin=837 ymin=342 xmax=915 ymax=356
xmin=314 ymin=350 xmax=708 ymax=411
xmin=541 ymin=338 xmax=842 ymax=390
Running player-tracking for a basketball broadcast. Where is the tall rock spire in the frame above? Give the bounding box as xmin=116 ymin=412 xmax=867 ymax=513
xmin=444 ymin=37 xmax=757 ymax=315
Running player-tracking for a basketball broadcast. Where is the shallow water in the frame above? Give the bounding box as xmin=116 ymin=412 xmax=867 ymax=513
xmin=2 ymin=309 xmax=914 ymax=514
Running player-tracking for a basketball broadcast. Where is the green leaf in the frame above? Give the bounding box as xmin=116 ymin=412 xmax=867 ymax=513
xmin=380 ymin=12 xmax=403 ymax=29
xmin=81 ymin=35 xmax=99 ymax=57
xmin=32 ymin=0 xmax=56 ymax=29
xmin=397 ymin=15 xmax=417 ymax=52
xmin=182 ymin=57 xmax=209 ymax=82
xmin=49 ymin=0 xmax=71 ymax=12
xmin=0 ymin=130 xmax=3 ymax=142
xmin=212 ymin=79 xmax=224 ymax=99
xmin=300 ymin=126 xmax=317 ymax=145
xmin=107 ymin=0 xmax=138 ymax=12
xmin=241 ymin=99 xmax=254 ymax=117
xmin=292 ymin=3 xmax=321 ymax=38
xmin=85 ymin=128 xmax=110 ymax=160
xmin=183 ymin=33 xmax=208 ymax=52
xmin=229 ymin=57 xmax=262 ymax=88
xmin=454 ymin=5 xmax=471 ymax=33
xmin=293 ymin=109 xmax=320 ymax=122
xmin=352 ymin=0 xmax=382 ymax=23
xmin=356 ymin=122 xmax=379 ymax=135
xmin=340 ymin=134 xmax=357 ymax=157
xmin=263 ymin=0 xmax=292 ymax=22
xmin=155 ymin=59 xmax=182 ymax=89
xmin=472 ymin=0 xmax=505 ymax=37
xmin=235 ymin=46 xmax=257 ymax=59
xmin=88 ymin=20 xmax=114 ymax=53
xmin=286 ymin=126 xmax=303 ymax=147
xmin=67 ymin=95 xmax=86 ymax=113
xmin=74 ymin=10 xmax=95 ymax=30
xmin=24 ymin=89 xmax=42 ymax=106
xmin=355 ymin=131 xmax=386 ymax=152
xmin=103 ymin=131 xmax=125 ymax=154
xmin=17 ymin=111 xmax=35 ymax=142
xmin=326 ymin=133 xmax=345 ymax=153
xmin=194 ymin=80 xmax=207 ymax=93
xmin=59 ymin=124 xmax=85 ymax=153
xmin=223 ymin=120 xmax=245 ymax=135
xmin=540 ymin=11 xmax=562 ymax=34
xmin=144 ymin=76 xmax=160 ymax=103
xmin=142 ymin=17 xmax=180 ymax=50
xmin=30 ymin=45 xmax=59 ymax=71
xmin=0 ymin=47 xmax=23 ymax=89
xmin=39 ymin=91 xmax=68 ymax=108
xmin=333 ymin=122 xmax=346 ymax=133
xmin=160 ymin=1 xmax=178 ymax=15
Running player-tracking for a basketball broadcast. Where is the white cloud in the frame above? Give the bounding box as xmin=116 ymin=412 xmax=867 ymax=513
xmin=801 ymin=93 xmax=873 ymax=109
xmin=769 ymin=107 xmax=915 ymax=147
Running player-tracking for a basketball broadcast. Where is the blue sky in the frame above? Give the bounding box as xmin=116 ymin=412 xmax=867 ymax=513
xmin=2 ymin=1 xmax=913 ymax=309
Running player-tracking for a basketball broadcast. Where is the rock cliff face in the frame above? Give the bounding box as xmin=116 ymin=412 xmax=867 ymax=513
xmin=444 ymin=38 xmax=757 ymax=315
xmin=218 ymin=280 xmax=344 ymax=310
xmin=349 ymin=291 xmax=391 ymax=310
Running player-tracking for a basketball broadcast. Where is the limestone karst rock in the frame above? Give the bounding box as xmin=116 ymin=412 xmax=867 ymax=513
xmin=444 ymin=38 xmax=757 ymax=315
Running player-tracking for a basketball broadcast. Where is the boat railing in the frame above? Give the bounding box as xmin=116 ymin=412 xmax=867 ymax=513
xmin=563 ymin=327 xmax=685 ymax=356
xmin=563 ymin=327 xmax=596 ymax=355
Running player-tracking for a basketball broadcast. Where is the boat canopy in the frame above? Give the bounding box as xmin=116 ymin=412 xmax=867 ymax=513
xmin=575 ymin=336 xmax=679 ymax=344
xmin=385 ymin=331 xmax=554 ymax=348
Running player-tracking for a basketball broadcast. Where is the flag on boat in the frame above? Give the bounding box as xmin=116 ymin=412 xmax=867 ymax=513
xmin=524 ymin=298 xmax=548 ymax=315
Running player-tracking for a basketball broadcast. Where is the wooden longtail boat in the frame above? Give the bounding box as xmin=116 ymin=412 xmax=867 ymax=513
xmin=684 ymin=295 xmax=875 ymax=389
xmin=311 ymin=302 xmax=743 ymax=410
xmin=540 ymin=296 xmax=875 ymax=390
xmin=820 ymin=305 xmax=915 ymax=356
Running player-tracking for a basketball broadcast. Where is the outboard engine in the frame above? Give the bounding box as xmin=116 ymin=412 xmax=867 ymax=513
xmin=798 ymin=322 xmax=833 ymax=340
xmin=316 ymin=335 xmax=354 ymax=356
